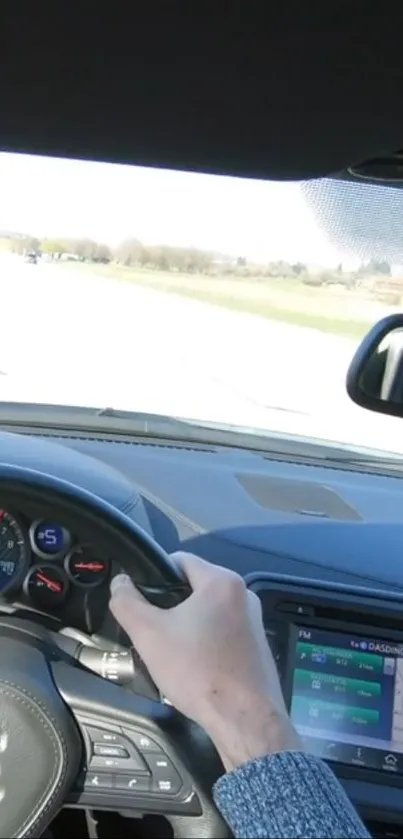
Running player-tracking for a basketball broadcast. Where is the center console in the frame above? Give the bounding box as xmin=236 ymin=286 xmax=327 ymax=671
xmin=247 ymin=572 xmax=403 ymax=833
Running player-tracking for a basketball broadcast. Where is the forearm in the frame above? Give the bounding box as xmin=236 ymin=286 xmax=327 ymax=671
xmin=213 ymin=751 xmax=370 ymax=839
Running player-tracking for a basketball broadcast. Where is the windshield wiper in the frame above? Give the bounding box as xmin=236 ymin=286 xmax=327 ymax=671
xmin=0 ymin=402 xmax=197 ymax=436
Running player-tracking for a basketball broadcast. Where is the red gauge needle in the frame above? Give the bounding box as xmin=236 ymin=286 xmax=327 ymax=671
xmin=36 ymin=572 xmax=62 ymax=593
xmin=75 ymin=562 xmax=104 ymax=571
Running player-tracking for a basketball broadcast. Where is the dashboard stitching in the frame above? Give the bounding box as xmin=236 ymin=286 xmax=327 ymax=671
xmin=119 ymin=493 xmax=141 ymax=516
xmin=133 ymin=480 xmax=207 ymax=535
xmin=0 ymin=683 xmax=66 ymax=836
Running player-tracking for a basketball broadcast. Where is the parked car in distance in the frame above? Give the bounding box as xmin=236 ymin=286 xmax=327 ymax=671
xmin=24 ymin=251 xmax=37 ymax=264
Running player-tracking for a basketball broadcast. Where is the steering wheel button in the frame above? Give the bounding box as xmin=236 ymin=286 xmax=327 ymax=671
xmin=114 ymin=774 xmax=151 ymax=793
xmin=122 ymin=729 xmax=160 ymax=753
xmin=154 ymin=777 xmax=181 ymax=795
xmin=146 ymin=754 xmax=182 ymax=795
xmin=86 ymin=726 xmax=123 ymax=744
xmin=90 ymin=754 xmax=148 ymax=773
xmin=93 ymin=743 xmax=129 ymax=758
xmin=155 ymin=757 xmax=169 ymax=769
xmin=85 ymin=773 xmax=113 ymax=790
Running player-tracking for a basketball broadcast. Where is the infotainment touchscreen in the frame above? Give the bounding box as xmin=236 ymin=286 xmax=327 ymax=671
xmin=290 ymin=627 xmax=403 ymax=774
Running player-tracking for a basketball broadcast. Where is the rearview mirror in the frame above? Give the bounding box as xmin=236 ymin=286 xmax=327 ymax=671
xmin=346 ymin=314 xmax=403 ymax=418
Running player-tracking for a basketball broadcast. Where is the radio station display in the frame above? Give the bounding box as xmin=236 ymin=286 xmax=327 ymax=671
xmin=290 ymin=627 xmax=403 ymax=774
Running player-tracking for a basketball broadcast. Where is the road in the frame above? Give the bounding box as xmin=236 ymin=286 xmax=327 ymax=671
xmin=1 ymin=253 xmax=403 ymax=455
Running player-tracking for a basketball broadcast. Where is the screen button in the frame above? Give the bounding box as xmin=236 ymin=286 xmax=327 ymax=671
xmin=314 ymin=740 xmax=343 ymax=763
xmin=346 ymin=745 xmax=380 ymax=770
xmin=382 ymin=753 xmax=399 ymax=773
xmin=322 ymin=741 xmax=339 ymax=759
xmin=350 ymin=745 xmax=367 ymax=767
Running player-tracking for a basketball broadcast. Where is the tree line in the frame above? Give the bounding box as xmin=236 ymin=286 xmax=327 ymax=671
xmin=7 ymin=233 xmax=395 ymax=287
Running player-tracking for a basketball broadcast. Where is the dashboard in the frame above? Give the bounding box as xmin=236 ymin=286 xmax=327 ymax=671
xmin=2 ymin=424 xmax=403 ymax=835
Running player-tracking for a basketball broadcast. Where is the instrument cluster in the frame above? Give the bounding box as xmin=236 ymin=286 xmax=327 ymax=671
xmin=0 ymin=508 xmax=110 ymax=613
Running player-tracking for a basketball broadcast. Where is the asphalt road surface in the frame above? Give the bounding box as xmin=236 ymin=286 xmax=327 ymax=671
xmin=1 ymin=253 xmax=403 ymax=456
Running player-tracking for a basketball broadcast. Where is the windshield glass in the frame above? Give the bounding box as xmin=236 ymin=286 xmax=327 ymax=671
xmin=2 ymin=151 xmax=403 ymax=456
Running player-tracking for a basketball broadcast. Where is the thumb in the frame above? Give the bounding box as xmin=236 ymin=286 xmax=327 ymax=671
xmin=109 ymin=573 xmax=160 ymax=642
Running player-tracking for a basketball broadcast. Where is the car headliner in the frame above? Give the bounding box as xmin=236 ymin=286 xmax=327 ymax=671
xmin=3 ymin=7 xmax=403 ymax=185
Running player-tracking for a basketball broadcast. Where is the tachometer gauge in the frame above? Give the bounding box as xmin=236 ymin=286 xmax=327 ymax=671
xmin=65 ymin=548 xmax=109 ymax=588
xmin=0 ymin=509 xmax=29 ymax=594
xmin=29 ymin=520 xmax=71 ymax=560
xmin=23 ymin=564 xmax=69 ymax=610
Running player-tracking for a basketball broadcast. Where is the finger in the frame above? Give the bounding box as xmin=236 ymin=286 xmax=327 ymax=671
xmin=110 ymin=573 xmax=151 ymax=603
xmin=248 ymin=588 xmax=263 ymax=617
xmin=109 ymin=573 xmax=160 ymax=640
xmin=170 ymin=551 xmax=218 ymax=589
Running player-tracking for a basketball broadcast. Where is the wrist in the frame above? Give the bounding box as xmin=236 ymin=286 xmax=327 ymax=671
xmin=204 ymin=703 xmax=302 ymax=772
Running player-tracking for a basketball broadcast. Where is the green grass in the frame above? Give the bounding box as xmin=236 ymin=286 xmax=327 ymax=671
xmin=128 ymin=277 xmax=372 ymax=337
xmin=58 ymin=260 xmax=375 ymax=339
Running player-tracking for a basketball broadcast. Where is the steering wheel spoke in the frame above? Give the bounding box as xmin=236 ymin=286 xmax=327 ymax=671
xmin=52 ymin=658 xmax=200 ymax=815
xmin=52 ymin=658 xmax=231 ymax=836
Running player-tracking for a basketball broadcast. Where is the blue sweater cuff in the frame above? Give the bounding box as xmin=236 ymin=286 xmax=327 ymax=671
xmin=213 ymin=751 xmax=370 ymax=838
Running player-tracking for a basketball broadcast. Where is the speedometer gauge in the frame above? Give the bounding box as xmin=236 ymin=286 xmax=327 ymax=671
xmin=0 ymin=510 xmax=29 ymax=594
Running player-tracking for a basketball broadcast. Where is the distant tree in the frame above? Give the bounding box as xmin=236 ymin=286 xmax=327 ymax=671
xmin=114 ymin=239 xmax=142 ymax=265
xmin=40 ymin=238 xmax=67 ymax=257
xmin=91 ymin=242 xmax=111 ymax=263
xmin=266 ymin=260 xmax=295 ymax=278
xmin=370 ymin=259 xmax=391 ymax=275
xmin=152 ymin=246 xmax=170 ymax=271
xmin=291 ymin=261 xmax=306 ymax=275
xmin=113 ymin=241 xmax=214 ymax=274
xmin=11 ymin=235 xmax=40 ymax=255
xmin=361 ymin=259 xmax=391 ymax=276
xmin=319 ymin=270 xmax=339 ymax=286
xmin=137 ymin=246 xmax=151 ymax=267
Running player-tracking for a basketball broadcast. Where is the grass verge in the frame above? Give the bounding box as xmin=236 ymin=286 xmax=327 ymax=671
xmin=59 ymin=261 xmax=376 ymax=339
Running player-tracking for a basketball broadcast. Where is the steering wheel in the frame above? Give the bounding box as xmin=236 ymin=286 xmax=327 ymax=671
xmin=0 ymin=464 xmax=230 ymax=838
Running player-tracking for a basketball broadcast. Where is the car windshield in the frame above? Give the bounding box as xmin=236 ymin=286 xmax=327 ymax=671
xmin=2 ymin=151 xmax=403 ymax=457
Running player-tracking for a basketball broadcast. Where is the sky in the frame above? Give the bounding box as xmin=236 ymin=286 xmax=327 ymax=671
xmin=0 ymin=151 xmax=360 ymax=267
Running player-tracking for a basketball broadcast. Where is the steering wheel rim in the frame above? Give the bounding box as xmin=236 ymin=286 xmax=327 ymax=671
xmin=0 ymin=462 xmax=188 ymax=594
xmin=0 ymin=463 xmax=229 ymax=838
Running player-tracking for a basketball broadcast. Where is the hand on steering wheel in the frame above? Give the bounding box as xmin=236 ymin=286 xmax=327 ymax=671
xmin=0 ymin=464 xmax=297 ymax=839
xmin=110 ymin=552 xmax=299 ymax=773
xmin=0 ymin=465 xmax=220 ymax=838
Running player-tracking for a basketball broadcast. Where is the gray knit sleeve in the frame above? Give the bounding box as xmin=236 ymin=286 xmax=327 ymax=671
xmin=213 ymin=751 xmax=370 ymax=838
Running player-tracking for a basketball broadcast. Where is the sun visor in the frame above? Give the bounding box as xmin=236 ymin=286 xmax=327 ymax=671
xmin=4 ymin=7 xmax=403 ymax=181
